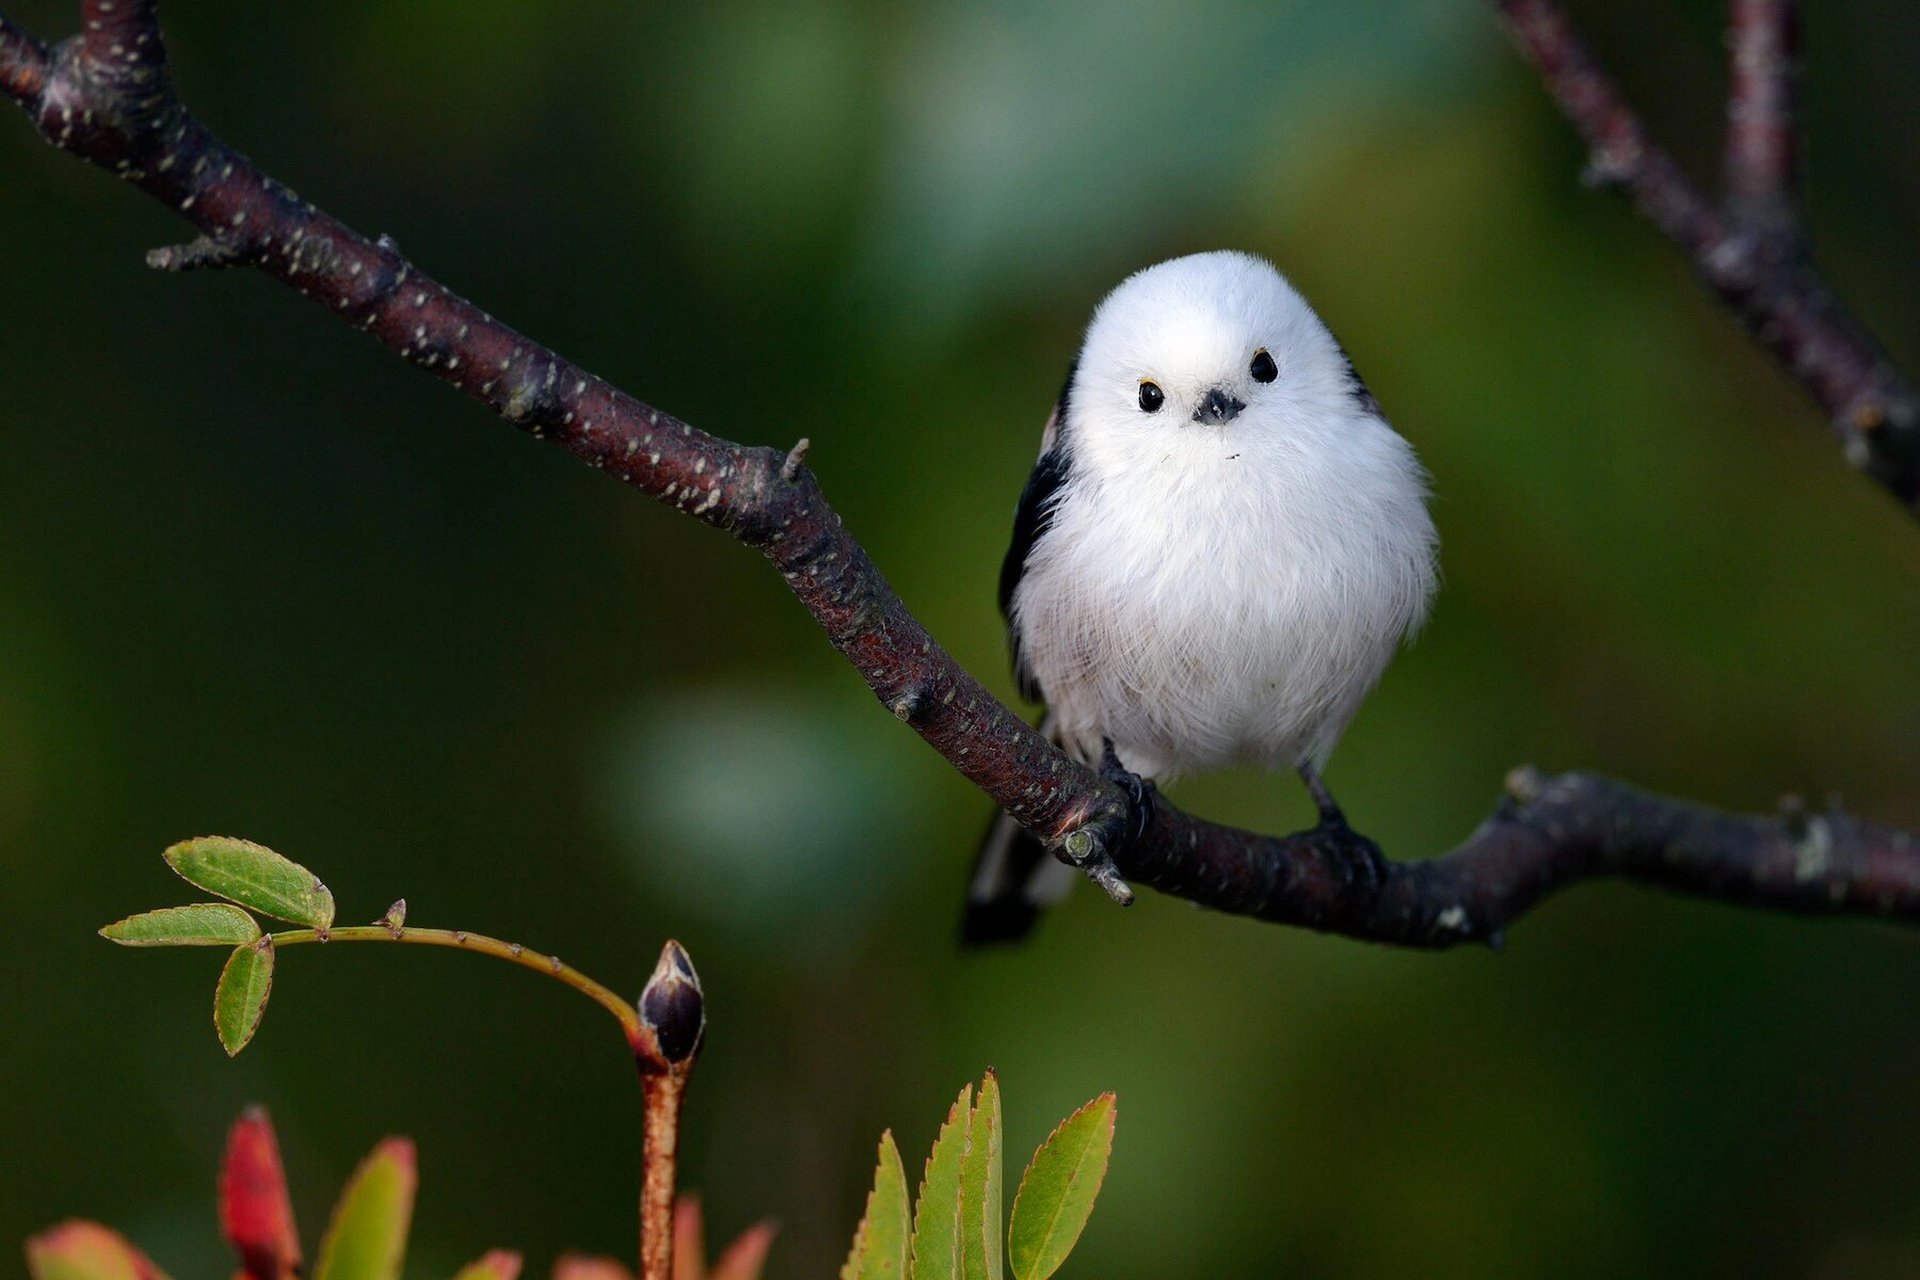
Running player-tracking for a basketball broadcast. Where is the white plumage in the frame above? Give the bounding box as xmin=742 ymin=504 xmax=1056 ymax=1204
xmin=966 ymin=250 xmax=1436 ymax=942
xmin=1014 ymin=250 xmax=1436 ymax=778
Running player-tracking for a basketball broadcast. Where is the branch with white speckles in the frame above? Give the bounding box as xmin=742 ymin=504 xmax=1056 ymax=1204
xmin=1492 ymin=0 xmax=1920 ymax=514
xmin=5 ymin=0 xmax=1919 ymax=948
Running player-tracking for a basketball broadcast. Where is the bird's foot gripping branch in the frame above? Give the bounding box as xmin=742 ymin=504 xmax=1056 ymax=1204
xmin=4 ymin=0 xmax=1918 ymax=946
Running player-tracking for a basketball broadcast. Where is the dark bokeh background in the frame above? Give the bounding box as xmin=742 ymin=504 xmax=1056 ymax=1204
xmin=4 ymin=2 xmax=1918 ymax=1277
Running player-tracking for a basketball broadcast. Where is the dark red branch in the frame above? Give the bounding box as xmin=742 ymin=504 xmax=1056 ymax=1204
xmin=1493 ymin=0 xmax=1919 ymax=513
xmin=1131 ymin=769 xmax=1920 ymax=947
xmin=5 ymin=1 xmax=1918 ymax=948
xmin=1726 ymin=0 xmax=1800 ymax=236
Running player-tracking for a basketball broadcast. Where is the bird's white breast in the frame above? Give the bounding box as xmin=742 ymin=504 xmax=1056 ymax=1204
xmin=1011 ymin=402 xmax=1434 ymax=779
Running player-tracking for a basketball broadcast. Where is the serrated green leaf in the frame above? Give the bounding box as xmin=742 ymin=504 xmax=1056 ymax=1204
xmin=958 ymin=1072 xmax=1002 ymax=1280
xmin=1007 ymin=1094 xmax=1115 ymax=1280
xmin=840 ymin=1130 xmax=911 ymax=1280
xmin=314 ymin=1138 xmax=416 ymax=1280
xmin=101 ymin=903 xmax=262 ymax=947
xmin=908 ymin=1083 xmax=973 ymax=1280
xmin=213 ymin=939 xmax=275 ymax=1057
xmin=164 ymin=837 xmax=335 ymax=929
xmin=25 ymin=1222 xmax=173 ymax=1280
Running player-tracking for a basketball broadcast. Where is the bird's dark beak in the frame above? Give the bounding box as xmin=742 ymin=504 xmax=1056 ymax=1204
xmin=1192 ymin=386 xmax=1245 ymax=425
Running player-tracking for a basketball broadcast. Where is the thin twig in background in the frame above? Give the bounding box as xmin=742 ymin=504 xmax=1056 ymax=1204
xmin=1725 ymin=0 xmax=1800 ymax=239
xmin=1492 ymin=0 xmax=1918 ymax=511
xmin=2 ymin=0 xmax=1916 ymax=948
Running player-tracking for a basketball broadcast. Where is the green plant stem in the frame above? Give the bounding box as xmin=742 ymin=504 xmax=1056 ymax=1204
xmin=269 ymin=925 xmax=644 ymax=1048
xmin=268 ymin=923 xmax=690 ymax=1280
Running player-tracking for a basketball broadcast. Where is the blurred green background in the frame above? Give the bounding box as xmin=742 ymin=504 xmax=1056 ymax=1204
xmin=4 ymin=1 xmax=1918 ymax=1277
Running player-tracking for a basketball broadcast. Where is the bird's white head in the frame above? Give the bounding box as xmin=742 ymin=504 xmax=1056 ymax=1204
xmin=1068 ymin=250 xmax=1369 ymax=453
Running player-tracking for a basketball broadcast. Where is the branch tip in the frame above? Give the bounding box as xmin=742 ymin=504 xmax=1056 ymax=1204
xmin=1504 ymin=764 xmax=1548 ymax=805
xmin=889 ymin=686 xmax=929 ymax=723
xmin=1579 ymin=155 xmax=1631 ymax=192
xmin=781 ymin=437 xmax=810 ymax=482
xmin=147 ymin=235 xmax=243 ymax=273
xmin=1725 ymin=0 xmax=1800 ymax=232
xmin=1089 ymin=862 xmax=1136 ymax=906
xmin=1493 ymin=0 xmax=1918 ymax=514
xmin=1059 ymin=826 xmax=1135 ymax=905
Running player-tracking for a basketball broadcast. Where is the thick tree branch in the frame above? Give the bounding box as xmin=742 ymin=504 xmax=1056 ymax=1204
xmin=1132 ymin=769 xmax=1920 ymax=946
xmin=4 ymin=2 xmax=1918 ymax=948
xmin=1494 ymin=0 xmax=1919 ymax=513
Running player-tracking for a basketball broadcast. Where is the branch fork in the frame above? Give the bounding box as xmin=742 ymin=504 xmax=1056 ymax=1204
xmin=1494 ymin=0 xmax=1919 ymax=510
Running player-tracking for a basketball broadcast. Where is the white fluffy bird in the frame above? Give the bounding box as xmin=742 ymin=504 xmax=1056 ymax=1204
xmin=966 ymin=250 xmax=1438 ymax=943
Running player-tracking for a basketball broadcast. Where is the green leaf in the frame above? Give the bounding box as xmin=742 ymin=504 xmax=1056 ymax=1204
xmin=958 ymin=1072 xmax=1002 ymax=1280
xmin=213 ymin=939 xmax=276 ymax=1057
xmin=164 ymin=837 xmax=335 ymax=929
xmin=908 ymin=1083 xmax=973 ymax=1280
xmin=101 ymin=903 xmax=261 ymax=947
xmin=314 ymin=1138 xmax=417 ymax=1280
xmin=1007 ymin=1094 xmax=1116 ymax=1280
xmin=25 ymin=1222 xmax=173 ymax=1280
xmin=840 ymin=1130 xmax=911 ymax=1280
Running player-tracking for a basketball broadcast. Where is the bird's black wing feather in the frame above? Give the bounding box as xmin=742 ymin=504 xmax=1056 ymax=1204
xmin=999 ymin=363 xmax=1076 ymax=703
xmin=964 ymin=364 xmax=1078 ymax=947
xmin=1332 ymin=338 xmax=1384 ymax=417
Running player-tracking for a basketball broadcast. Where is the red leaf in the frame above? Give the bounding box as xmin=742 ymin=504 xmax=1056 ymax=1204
xmin=708 ymin=1221 xmax=776 ymax=1280
xmin=219 ymin=1107 xmax=301 ymax=1280
xmin=671 ymin=1197 xmax=705 ymax=1280
xmin=451 ymin=1250 xmax=523 ymax=1280
xmin=25 ymin=1221 xmax=172 ymax=1280
xmin=550 ymin=1256 xmax=633 ymax=1280
xmin=668 ymin=1195 xmax=776 ymax=1280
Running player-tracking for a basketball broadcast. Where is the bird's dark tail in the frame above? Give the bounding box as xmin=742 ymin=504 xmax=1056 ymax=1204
xmin=961 ymin=807 xmax=1076 ymax=946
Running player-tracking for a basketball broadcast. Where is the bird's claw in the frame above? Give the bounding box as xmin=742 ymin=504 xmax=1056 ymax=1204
xmin=1098 ymin=738 xmax=1159 ymax=846
xmin=1312 ymin=809 xmax=1389 ymax=894
xmin=1048 ymin=739 xmax=1155 ymax=906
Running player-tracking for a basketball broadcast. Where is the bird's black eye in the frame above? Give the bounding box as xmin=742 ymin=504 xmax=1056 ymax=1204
xmin=1250 ymin=349 xmax=1278 ymax=383
xmin=1138 ymin=381 xmax=1165 ymax=413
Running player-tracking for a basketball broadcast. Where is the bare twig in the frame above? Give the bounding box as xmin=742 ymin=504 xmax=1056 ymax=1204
xmin=6 ymin=2 xmax=1919 ymax=947
xmin=780 ymin=437 xmax=811 ymax=482
xmin=147 ymin=232 xmax=243 ymax=271
xmin=267 ymin=922 xmax=645 ymax=1046
xmin=238 ymin=923 xmax=702 ymax=1279
xmin=1726 ymin=0 xmax=1800 ymax=238
xmin=1493 ymin=0 xmax=1919 ymax=512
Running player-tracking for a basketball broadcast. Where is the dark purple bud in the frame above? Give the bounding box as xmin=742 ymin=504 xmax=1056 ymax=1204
xmin=638 ymin=939 xmax=704 ymax=1068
